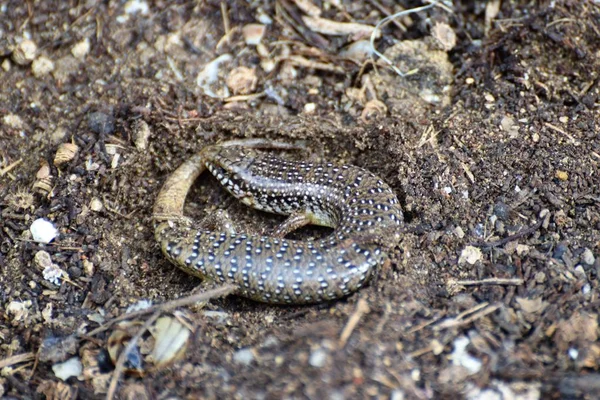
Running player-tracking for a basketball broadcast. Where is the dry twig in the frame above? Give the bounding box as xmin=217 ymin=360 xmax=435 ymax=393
xmin=453 ymin=278 xmax=524 ymax=286
xmin=470 ymin=218 xmax=543 ymax=248
xmin=0 ymin=352 xmax=35 ymax=369
xmin=339 ymin=298 xmax=370 ymax=347
xmin=0 ymin=158 xmax=23 ymax=177
xmin=85 ymin=284 xmax=236 ymax=337
xmin=434 ymin=302 xmax=501 ymax=330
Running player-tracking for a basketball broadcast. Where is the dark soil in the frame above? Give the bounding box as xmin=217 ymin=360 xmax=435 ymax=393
xmin=1 ymin=0 xmax=599 ymax=399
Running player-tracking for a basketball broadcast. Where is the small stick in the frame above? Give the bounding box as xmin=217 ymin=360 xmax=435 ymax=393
xmin=106 ymin=311 xmax=161 ymax=400
xmin=339 ymin=298 xmax=370 ymax=347
xmin=435 ymin=302 xmax=501 ymax=330
xmin=406 ymin=313 xmax=445 ymax=334
xmin=224 ymin=92 xmax=266 ymax=103
xmin=0 ymin=158 xmax=23 ymax=176
xmin=84 ymin=284 xmax=236 ymax=338
xmin=0 ymin=352 xmax=35 ymax=369
xmin=452 ymin=278 xmax=524 ymax=286
xmin=470 ymin=218 xmax=543 ymax=248
xmin=220 ymin=2 xmax=230 ymax=45
xmin=544 ymin=122 xmax=580 ymax=145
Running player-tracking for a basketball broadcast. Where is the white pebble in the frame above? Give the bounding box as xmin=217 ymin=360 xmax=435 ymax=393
xmin=390 ymin=390 xmax=405 ymax=400
xmin=458 ymin=246 xmax=482 ymax=265
xmin=126 ymin=299 xmax=153 ymax=313
xmin=43 ymin=264 xmax=64 ymax=285
xmin=303 ymin=103 xmax=316 ymax=114
xmin=256 ymin=9 xmax=273 ymax=25
xmin=309 ymin=348 xmax=328 ymax=368
xmin=124 ymin=0 xmax=149 ymax=15
xmin=581 ymin=248 xmax=595 ymax=265
xmin=3 ymin=113 xmax=25 ymax=130
xmin=582 ymin=283 xmax=591 ymax=295
xmin=71 ymin=38 xmax=90 ymax=59
xmin=196 ymin=54 xmax=232 ymax=98
xmin=34 ymin=250 xmax=53 ymax=268
xmin=52 ymin=357 xmax=82 ymax=381
xmin=568 ymin=348 xmax=579 ymax=360
xmin=12 ymin=39 xmax=37 ymax=65
xmin=451 ymin=336 xmax=482 ymax=374
xmin=32 ymin=56 xmax=55 ymax=77
xmin=233 ymin=348 xmax=255 ymax=365
xmin=30 ymin=218 xmax=59 ymax=243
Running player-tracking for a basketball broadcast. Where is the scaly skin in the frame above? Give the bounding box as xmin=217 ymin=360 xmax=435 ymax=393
xmin=153 ymin=140 xmax=403 ymax=304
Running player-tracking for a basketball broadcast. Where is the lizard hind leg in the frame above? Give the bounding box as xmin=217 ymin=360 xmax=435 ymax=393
xmin=199 ymin=209 xmax=238 ymax=235
xmin=272 ymin=212 xmax=314 ymax=238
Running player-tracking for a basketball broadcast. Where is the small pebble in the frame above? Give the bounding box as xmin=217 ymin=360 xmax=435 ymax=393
xmin=233 ymin=348 xmax=255 ymax=365
xmin=303 ymin=103 xmax=316 ymax=114
xmin=225 ymin=66 xmax=257 ymax=95
xmin=582 ymin=283 xmax=591 ymax=295
xmin=90 ymin=197 xmax=103 ymax=212
xmin=52 ymin=357 xmax=82 ymax=381
xmin=3 ymin=113 xmax=25 ymax=130
xmin=12 ymin=39 xmax=37 ymax=65
xmin=458 ymin=246 xmax=483 ymax=265
xmin=391 ymin=390 xmax=406 ymax=400
xmin=534 ymin=271 xmax=546 ymax=283
xmin=34 ymin=250 xmax=53 ymax=268
xmin=472 ymin=223 xmax=485 ymax=238
xmin=451 ymin=336 xmax=482 ymax=374
xmin=71 ymin=38 xmax=91 ymax=59
xmin=133 ymin=120 xmax=151 ymax=150
xmin=573 ymin=265 xmax=586 ymax=279
xmin=43 ymin=264 xmax=64 ymax=285
xmin=309 ymin=348 xmax=328 ymax=368
xmin=516 ymin=244 xmax=530 ymax=255
xmin=453 ymin=226 xmax=465 ymax=239
xmin=431 ymin=22 xmax=456 ymax=51
xmin=67 ymin=266 xmax=82 ymax=279
xmin=87 ymin=111 xmax=115 ymax=135
xmin=256 ymin=9 xmax=272 ymax=25
xmin=31 ymin=56 xmax=55 ymax=77
xmin=83 ymin=259 xmax=95 ymax=276
xmin=242 ymin=24 xmax=266 ymax=45
xmin=581 ymin=248 xmax=595 ymax=265
xmin=124 ymin=0 xmax=149 ymax=15
xmin=568 ymin=348 xmax=579 ymax=360
xmin=493 ymin=201 xmax=510 ymax=220
xmin=30 ymin=218 xmax=59 ymax=243
xmin=552 ymin=243 xmax=568 ymax=260
xmin=555 ymin=170 xmax=568 ymax=181
xmin=261 ymin=336 xmax=279 ymax=348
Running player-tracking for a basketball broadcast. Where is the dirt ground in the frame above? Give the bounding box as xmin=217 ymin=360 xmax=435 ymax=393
xmin=1 ymin=0 xmax=599 ymax=399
